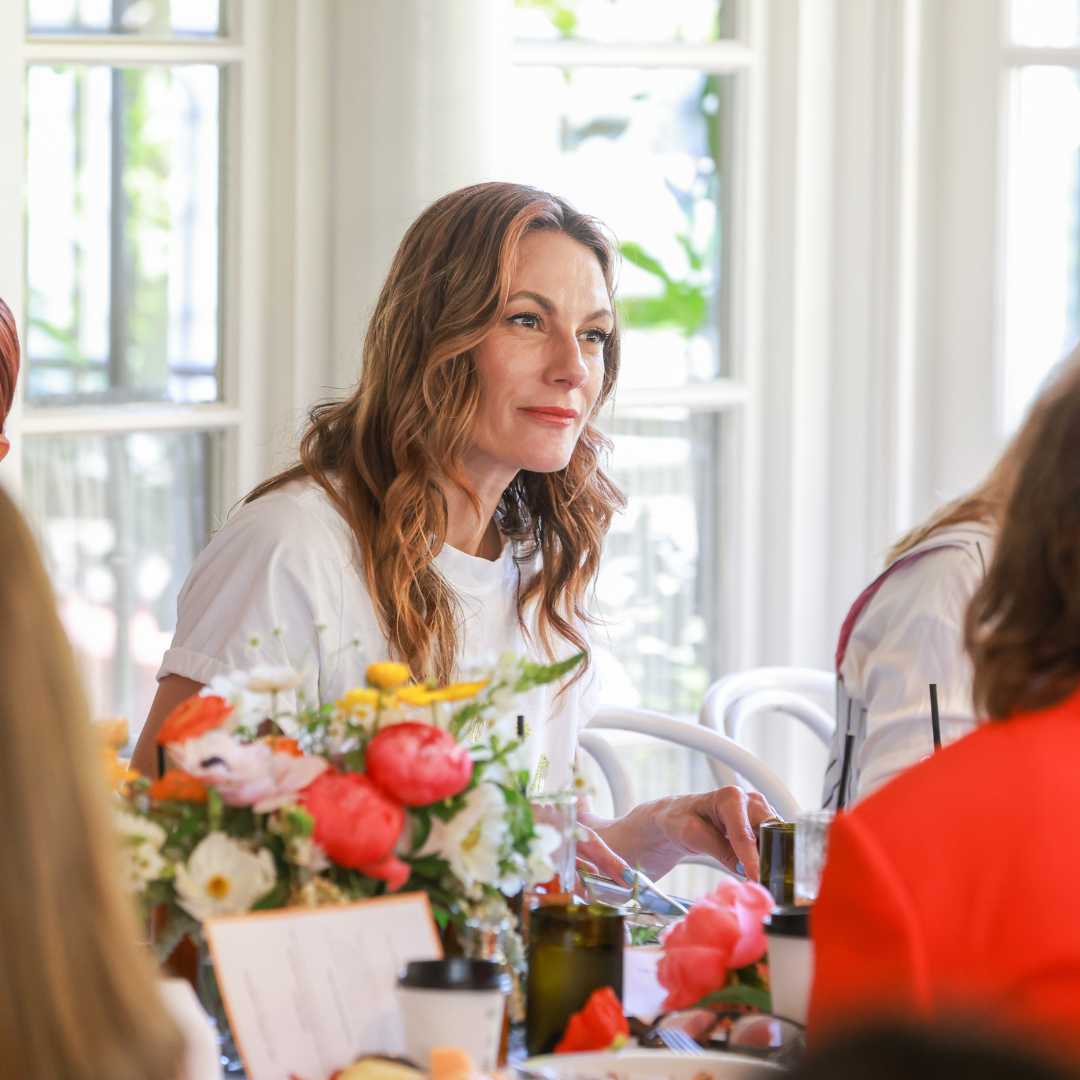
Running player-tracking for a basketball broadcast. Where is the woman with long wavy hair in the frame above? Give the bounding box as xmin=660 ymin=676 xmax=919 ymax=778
xmin=0 ymin=486 xmax=189 ymax=1078
xmin=134 ymin=181 xmax=774 ymax=880
xmin=809 ymin=353 xmax=1080 ymax=1051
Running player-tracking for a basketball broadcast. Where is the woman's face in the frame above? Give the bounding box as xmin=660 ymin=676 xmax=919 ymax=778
xmin=467 ymin=229 xmax=613 ymax=489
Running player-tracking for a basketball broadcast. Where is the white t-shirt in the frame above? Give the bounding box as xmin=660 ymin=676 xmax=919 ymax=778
xmin=158 ymin=478 xmax=596 ymax=792
xmin=821 ymin=522 xmax=993 ymax=807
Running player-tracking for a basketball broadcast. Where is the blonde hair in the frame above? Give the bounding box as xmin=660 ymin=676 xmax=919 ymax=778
xmin=0 ymin=490 xmax=183 ymax=1078
xmin=249 ymin=182 xmax=625 ymax=682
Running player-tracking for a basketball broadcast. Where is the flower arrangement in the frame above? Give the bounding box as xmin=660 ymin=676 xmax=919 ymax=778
xmin=115 ymin=653 xmax=583 ymax=959
xmin=656 ymin=879 xmax=774 ymax=1014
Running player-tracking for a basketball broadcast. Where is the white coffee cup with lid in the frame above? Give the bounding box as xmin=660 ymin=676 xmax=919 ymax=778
xmin=397 ymin=958 xmax=509 ymax=1071
xmin=764 ymin=906 xmax=813 ymax=1024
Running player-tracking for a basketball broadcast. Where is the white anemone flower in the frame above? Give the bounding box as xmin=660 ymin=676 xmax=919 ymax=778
xmin=174 ymin=833 xmax=277 ymax=922
xmin=114 ymin=810 xmax=168 ymax=891
xmin=420 ymin=782 xmax=508 ymax=895
xmin=245 ymin=665 xmax=304 ymax=694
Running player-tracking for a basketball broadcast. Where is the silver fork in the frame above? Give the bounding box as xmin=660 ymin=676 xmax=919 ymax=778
xmin=656 ymin=1027 xmax=704 ymax=1055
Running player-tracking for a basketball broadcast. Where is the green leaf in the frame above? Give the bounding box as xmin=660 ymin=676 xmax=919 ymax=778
xmin=618 ymin=282 xmax=707 ymax=337
xmin=698 ymin=984 xmax=773 ymax=1013
xmin=207 ymin=788 xmax=224 ymax=832
xmin=620 ymin=241 xmax=671 ymax=283
xmin=513 ymin=651 xmax=584 ymax=692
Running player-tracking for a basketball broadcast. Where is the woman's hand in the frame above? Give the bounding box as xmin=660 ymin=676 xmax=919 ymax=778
xmin=582 ymin=787 xmax=778 ymax=882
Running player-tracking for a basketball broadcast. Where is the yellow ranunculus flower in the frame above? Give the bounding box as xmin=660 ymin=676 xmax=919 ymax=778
xmin=365 ymin=662 xmax=410 ymax=690
xmin=397 ymin=684 xmax=437 ymax=706
xmin=337 ymin=687 xmax=380 ymax=712
xmin=434 ymin=679 xmax=490 ymax=703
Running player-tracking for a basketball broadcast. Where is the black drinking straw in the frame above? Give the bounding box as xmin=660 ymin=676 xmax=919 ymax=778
xmin=929 ymin=682 xmax=942 ymax=751
xmin=836 ymin=698 xmax=855 ymax=810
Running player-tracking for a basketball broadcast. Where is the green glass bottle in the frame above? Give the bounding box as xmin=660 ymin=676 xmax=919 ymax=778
xmin=525 ymin=903 xmax=624 ymax=1054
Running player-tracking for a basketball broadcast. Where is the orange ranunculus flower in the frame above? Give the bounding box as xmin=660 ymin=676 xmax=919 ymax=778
xmin=102 ymin=746 xmax=139 ymax=793
xmin=156 ymin=694 xmax=233 ymax=745
xmin=555 ymin=987 xmax=629 ymax=1053
xmin=149 ymin=769 xmax=209 ymax=804
xmin=264 ymin=735 xmax=303 ymax=757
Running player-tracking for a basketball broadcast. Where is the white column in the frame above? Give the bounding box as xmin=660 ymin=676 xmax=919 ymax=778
xmin=330 ymin=0 xmax=511 ymax=389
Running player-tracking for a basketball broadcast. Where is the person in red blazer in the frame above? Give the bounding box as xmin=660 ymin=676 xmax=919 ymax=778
xmin=809 ymin=352 xmax=1080 ymax=1055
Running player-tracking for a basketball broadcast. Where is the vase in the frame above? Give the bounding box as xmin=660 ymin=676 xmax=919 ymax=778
xmin=195 ymin=941 xmax=246 ymax=1076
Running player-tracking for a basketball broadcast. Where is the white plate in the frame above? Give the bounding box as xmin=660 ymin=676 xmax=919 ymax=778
xmin=523 ymin=1048 xmax=784 ymax=1079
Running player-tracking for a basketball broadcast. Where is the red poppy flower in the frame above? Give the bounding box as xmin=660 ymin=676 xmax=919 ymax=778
xmin=365 ymin=722 xmax=473 ymax=806
xmin=555 ymin=987 xmax=629 ymax=1053
xmin=299 ymin=770 xmax=404 ymax=870
xmin=156 ymin=694 xmax=233 ymax=745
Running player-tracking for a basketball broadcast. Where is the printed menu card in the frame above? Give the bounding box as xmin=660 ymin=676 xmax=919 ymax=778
xmin=204 ymin=893 xmax=442 ymax=1080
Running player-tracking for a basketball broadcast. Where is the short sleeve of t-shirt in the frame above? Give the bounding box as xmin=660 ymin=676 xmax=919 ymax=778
xmin=157 ymin=485 xmax=351 ymax=711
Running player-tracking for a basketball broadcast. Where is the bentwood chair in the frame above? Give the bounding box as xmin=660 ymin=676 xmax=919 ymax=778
xmin=581 ymin=705 xmax=802 ymax=821
xmin=698 ymin=668 xmax=835 ymax=789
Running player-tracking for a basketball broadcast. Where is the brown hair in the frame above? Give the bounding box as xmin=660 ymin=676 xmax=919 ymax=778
xmin=0 ymin=297 xmax=19 ymax=429
xmin=248 ymin=182 xmax=625 ymax=682
xmin=966 ymin=350 xmax=1080 ymax=719
xmin=0 ymin=488 xmax=183 ymax=1078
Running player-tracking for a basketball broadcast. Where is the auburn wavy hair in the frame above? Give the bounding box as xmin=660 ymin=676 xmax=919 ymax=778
xmin=965 ymin=348 xmax=1080 ymax=719
xmin=247 ymin=183 xmax=625 ymax=682
xmin=0 ymin=297 xmax=20 ymax=429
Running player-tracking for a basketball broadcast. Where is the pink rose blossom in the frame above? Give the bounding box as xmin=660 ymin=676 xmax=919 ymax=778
xmin=656 ymin=879 xmax=774 ymax=1011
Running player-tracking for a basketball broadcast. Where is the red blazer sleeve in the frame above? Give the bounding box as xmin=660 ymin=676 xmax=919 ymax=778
xmin=807 ymin=810 xmax=931 ymax=1040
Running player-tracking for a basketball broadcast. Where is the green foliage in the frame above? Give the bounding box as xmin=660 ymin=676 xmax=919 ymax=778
xmin=698 ymin=984 xmax=773 ymax=1013
xmin=515 ymin=0 xmax=578 ymax=38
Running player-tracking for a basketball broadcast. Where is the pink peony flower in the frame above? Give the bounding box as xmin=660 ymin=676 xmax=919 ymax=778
xmin=365 ymin=722 xmax=474 ymax=806
xmin=300 ymin=770 xmax=405 ymax=871
xmin=170 ymin=730 xmax=328 ymax=812
xmin=656 ymin=879 xmax=774 ymax=1011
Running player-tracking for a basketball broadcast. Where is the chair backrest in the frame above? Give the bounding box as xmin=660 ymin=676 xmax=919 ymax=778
xmin=698 ymin=667 xmax=835 ymax=789
xmin=583 ymin=705 xmax=802 ymax=820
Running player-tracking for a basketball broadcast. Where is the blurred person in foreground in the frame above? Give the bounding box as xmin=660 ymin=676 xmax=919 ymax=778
xmin=0 ymin=486 xmax=193 ymax=1079
xmin=132 ymin=181 xmax=775 ymax=881
xmin=823 ymin=347 xmax=1080 ymax=807
xmin=809 ymin=355 xmax=1080 ymax=1052
xmin=0 ymin=297 xmax=20 ymax=458
xmin=790 ymin=1021 xmax=1079 ymax=1080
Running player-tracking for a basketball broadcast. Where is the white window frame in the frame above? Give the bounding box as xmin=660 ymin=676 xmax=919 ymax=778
xmin=0 ymin=0 xmax=271 ymax=508
xmin=508 ymin=0 xmax=770 ymax=692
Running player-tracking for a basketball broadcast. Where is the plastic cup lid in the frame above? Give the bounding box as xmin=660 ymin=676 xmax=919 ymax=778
xmin=397 ymin=957 xmax=509 ymax=991
xmin=765 ymin=905 xmax=811 ymax=938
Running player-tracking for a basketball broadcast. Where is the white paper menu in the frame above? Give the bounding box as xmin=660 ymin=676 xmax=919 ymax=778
xmin=203 ymin=894 xmax=443 ymax=1080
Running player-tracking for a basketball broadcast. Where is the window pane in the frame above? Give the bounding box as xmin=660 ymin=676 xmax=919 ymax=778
xmin=27 ymin=0 xmax=220 ymax=36
xmin=595 ymin=408 xmax=723 ymax=714
xmin=26 ymin=65 xmax=221 ymax=405
xmin=509 ymin=66 xmax=733 ymax=385
xmin=514 ymin=0 xmax=732 ymax=43
xmin=1009 ymin=1 xmax=1080 ymax=46
xmin=1002 ymin=66 xmax=1080 ymax=433
xmin=24 ymin=430 xmax=222 ymax=740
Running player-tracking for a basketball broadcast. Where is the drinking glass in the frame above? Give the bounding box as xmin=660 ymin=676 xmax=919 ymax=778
xmin=759 ymin=820 xmax=796 ymax=905
xmin=528 ymin=791 xmax=578 ymax=894
xmin=525 ymin=903 xmax=624 ymax=1055
xmin=794 ymin=809 xmax=834 ymax=903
